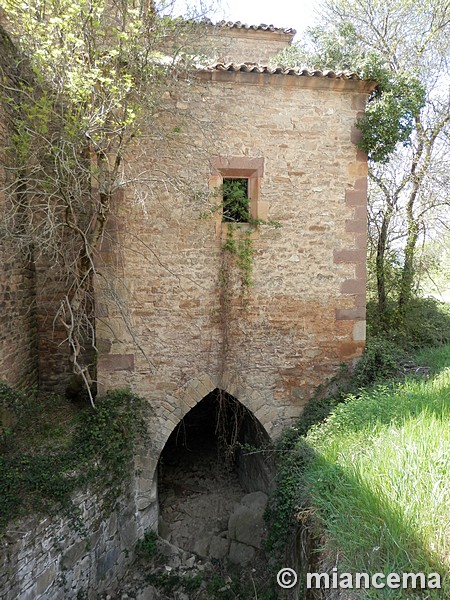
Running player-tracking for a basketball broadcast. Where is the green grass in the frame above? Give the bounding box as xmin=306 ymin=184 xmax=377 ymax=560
xmin=300 ymin=345 xmax=450 ymax=598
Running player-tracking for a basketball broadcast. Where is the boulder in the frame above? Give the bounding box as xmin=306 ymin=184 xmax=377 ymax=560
xmin=241 ymin=491 xmax=268 ymax=512
xmin=136 ymin=585 xmax=159 ymax=600
xmin=208 ymin=536 xmax=230 ymax=560
xmin=228 ymin=541 xmax=255 ymax=566
xmin=228 ymin=491 xmax=268 ymax=550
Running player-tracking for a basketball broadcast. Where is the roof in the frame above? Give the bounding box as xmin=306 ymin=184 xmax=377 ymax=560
xmin=206 ymin=19 xmax=296 ymax=35
xmin=198 ymin=63 xmax=363 ymax=80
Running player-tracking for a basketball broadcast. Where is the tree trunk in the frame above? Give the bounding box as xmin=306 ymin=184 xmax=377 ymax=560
xmin=398 ymin=219 xmax=419 ymax=317
xmin=376 ymin=208 xmax=392 ymax=324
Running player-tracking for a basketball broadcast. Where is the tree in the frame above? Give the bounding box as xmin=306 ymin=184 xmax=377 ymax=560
xmin=0 ymin=0 xmax=214 ymax=403
xmin=275 ymin=0 xmax=450 ymax=327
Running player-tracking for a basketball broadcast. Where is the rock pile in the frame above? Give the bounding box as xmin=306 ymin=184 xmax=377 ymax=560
xmin=159 ymin=441 xmax=268 ymax=565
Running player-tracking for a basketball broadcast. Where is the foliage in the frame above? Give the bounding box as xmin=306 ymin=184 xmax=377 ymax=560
xmin=367 ymin=297 xmax=450 ymax=351
xmin=222 ymin=179 xmax=250 ymax=223
xmin=223 ymin=225 xmax=254 ymax=289
xmin=353 ymin=336 xmax=405 ymax=386
xmin=357 ymin=74 xmax=426 ymax=163
xmin=264 ymin=434 xmax=312 ymax=559
xmin=0 ymin=1 xmax=205 ymax=403
xmin=0 ymin=385 xmax=148 ymax=531
xmin=137 ymin=529 xmax=158 ymax=559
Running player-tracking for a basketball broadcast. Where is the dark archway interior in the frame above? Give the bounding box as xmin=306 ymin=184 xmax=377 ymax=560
xmin=157 ymin=388 xmax=274 ymax=556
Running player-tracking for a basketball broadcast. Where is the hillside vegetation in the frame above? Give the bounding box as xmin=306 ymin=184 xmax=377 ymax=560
xmin=274 ymin=345 xmax=450 ymax=598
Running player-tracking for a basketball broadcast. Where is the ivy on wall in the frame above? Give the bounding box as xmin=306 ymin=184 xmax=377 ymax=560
xmin=0 ymin=383 xmax=148 ymax=531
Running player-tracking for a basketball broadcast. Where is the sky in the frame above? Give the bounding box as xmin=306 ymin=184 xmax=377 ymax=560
xmin=171 ymin=0 xmax=323 ymax=39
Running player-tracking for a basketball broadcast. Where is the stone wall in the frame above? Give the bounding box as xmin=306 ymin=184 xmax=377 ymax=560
xmin=34 ymin=261 xmax=74 ymax=393
xmin=95 ymin=66 xmax=375 ymax=512
xmin=0 ymin=482 xmax=152 ymax=599
xmin=205 ymin=24 xmax=295 ymax=63
xmin=0 ymin=26 xmax=38 ymax=389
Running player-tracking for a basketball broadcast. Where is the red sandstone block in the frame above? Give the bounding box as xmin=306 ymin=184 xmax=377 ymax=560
xmin=338 ymin=341 xmax=365 ymax=359
xmin=355 ymin=177 xmax=368 ymax=191
xmin=335 ymin=307 xmax=366 ymax=320
xmin=355 ymin=294 xmax=366 ymax=307
xmin=98 ymin=354 xmax=135 ymax=372
xmin=351 ymin=126 xmax=362 ymax=144
xmin=341 ymin=279 xmax=366 ymax=294
xmin=354 ymin=205 xmax=368 ymax=220
xmin=345 ymin=219 xmax=367 ymax=233
xmin=355 ymin=263 xmax=367 ymax=281
xmin=333 ymin=249 xmax=366 ymax=264
xmin=356 ymin=148 xmax=367 ymax=162
xmin=345 ymin=189 xmax=367 ymax=206
xmin=95 ymin=304 xmax=109 ymax=317
xmin=96 ymin=338 xmax=112 ymax=353
xmin=355 ymin=233 xmax=367 ymax=249
xmin=210 ymin=156 xmax=264 ymax=177
xmin=351 ymin=95 xmax=367 ymax=111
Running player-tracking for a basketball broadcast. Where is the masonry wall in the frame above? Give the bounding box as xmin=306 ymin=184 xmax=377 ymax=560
xmin=0 ymin=484 xmax=147 ymax=600
xmin=0 ymin=27 xmax=38 ymax=389
xmin=34 ymin=261 xmax=74 ymax=393
xmin=205 ymin=26 xmax=294 ymax=63
xmin=95 ymin=71 xmax=373 ymax=509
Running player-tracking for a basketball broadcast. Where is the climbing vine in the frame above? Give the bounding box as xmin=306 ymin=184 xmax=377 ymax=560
xmin=218 ymin=179 xmax=281 ymax=293
xmin=205 ymin=180 xmax=281 ymax=462
xmin=223 ymin=224 xmax=254 ymax=290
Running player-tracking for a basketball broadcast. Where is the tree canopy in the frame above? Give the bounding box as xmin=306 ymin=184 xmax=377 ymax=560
xmin=275 ymin=0 xmax=450 ymax=329
xmin=0 ymin=0 xmax=210 ymax=402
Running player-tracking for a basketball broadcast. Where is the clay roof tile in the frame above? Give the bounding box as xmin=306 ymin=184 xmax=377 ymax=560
xmin=205 ymin=19 xmax=296 ymax=35
xmin=199 ymin=63 xmax=363 ymax=80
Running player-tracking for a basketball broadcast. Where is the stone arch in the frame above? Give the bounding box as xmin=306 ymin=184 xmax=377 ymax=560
xmin=148 ymin=372 xmax=272 ymax=457
xmin=156 ymin=386 xmax=274 ymax=556
xmin=175 ymin=372 xmax=273 ymax=437
xmin=132 ymin=372 xmax=274 ymax=536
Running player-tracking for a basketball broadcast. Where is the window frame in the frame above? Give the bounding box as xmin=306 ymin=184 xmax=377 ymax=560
xmin=209 ymin=157 xmax=266 ymax=234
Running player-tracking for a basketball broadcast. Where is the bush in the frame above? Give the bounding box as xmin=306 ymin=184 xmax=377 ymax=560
xmin=0 ymin=385 xmax=148 ymax=531
xmin=353 ymin=336 xmax=405 ymax=387
xmin=367 ymin=297 xmax=450 ymax=350
xmin=137 ymin=530 xmax=157 ymax=559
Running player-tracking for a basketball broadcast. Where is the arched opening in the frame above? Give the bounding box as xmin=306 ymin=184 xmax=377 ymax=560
xmin=157 ymin=388 xmax=274 ymax=562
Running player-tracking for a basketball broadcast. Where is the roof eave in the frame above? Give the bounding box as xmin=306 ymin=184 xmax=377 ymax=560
xmin=195 ymin=64 xmax=377 ymax=93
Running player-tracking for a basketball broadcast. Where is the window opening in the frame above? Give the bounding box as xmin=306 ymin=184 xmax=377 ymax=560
xmin=222 ymin=178 xmax=249 ymax=223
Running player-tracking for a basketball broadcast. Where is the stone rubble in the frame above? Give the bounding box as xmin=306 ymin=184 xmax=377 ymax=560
xmin=159 ymin=429 xmax=268 ymax=566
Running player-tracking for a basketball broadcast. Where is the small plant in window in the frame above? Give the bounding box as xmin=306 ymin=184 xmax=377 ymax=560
xmin=222 ymin=178 xmax=249 ymax=223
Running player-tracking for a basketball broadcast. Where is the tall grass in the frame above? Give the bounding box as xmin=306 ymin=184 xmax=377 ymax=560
xmin=301 ymin=346 xmax=450 ymax=598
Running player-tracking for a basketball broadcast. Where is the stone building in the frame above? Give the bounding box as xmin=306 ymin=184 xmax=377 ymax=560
xmin=0 ymin=22 xmax=374 ymax=430
xmin=0 ymin=19 xmax=377 ymax=596
xmin=94 ymin=22 xmax=376 ymax=529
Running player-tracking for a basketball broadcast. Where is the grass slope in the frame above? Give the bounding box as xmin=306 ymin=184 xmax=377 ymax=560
xmin=302 ymin=345 xmax=450 ymax=598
